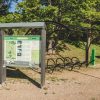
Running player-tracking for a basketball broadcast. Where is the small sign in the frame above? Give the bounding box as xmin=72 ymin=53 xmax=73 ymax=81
xmin=4 ymin=36 xmax=40 ymax=67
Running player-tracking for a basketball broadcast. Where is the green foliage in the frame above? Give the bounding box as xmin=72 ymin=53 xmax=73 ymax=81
xmin=16 ymin=0 xmax=58 ymax=22
xmin=0 ymin=0 xmax=100 ymax=49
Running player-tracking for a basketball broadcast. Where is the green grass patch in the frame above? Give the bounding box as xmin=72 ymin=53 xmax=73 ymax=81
xmin=59 ymin=43 xmax=100 ymax=64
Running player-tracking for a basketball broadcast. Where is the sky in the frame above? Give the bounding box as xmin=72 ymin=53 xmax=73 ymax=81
xmin=9 ymin=0 xmax=22 ymax=12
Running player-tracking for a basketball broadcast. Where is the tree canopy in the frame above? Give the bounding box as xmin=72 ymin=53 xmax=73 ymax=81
xmin=0 ymin=0 xmax=100 ymax=45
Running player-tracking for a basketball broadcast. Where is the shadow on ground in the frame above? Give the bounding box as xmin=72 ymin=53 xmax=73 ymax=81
xmin=7 ymin=67 xmax=41 ymax=88
xmin=73 ymin=70 xmax=100 ymax=80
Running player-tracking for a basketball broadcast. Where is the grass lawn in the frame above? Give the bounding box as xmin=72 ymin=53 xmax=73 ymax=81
xmin=59 ymin=43 xmax=100 ymax=64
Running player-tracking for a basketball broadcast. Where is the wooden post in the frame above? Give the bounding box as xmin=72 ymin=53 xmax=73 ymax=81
xmin=0 ymin=29 xmax=6 ymax=84
xmin=40 ymin=28 xmax=46 ymax=87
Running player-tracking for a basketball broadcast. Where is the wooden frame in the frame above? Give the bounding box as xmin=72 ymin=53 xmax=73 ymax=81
xmin=0 ymin=22 xmax=46 ymax=88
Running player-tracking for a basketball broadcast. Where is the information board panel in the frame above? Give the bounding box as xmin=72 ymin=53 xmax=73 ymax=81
xmin=4 ymin=36 xmax=40 ymax=67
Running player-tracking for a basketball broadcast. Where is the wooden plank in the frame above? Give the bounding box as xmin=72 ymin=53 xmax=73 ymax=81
xmin=0 ymin=22 xmax=45 ymax=28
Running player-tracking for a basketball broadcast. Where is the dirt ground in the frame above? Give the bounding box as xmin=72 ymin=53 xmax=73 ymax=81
xmin=0 ymin=64 xmax=100 ymax=100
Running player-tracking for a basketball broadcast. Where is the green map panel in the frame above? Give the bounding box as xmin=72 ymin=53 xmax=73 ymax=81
xmin=4 ymin=35 xmax=40 ymax=67
xmin=4 ymin=35 xmax=40 ymax=40
xmin=6 ymin=41 xmax=16 ymax=60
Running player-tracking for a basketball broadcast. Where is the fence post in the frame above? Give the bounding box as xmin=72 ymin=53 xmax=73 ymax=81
xmin=90 ymin=48 xmax=96 ymax=65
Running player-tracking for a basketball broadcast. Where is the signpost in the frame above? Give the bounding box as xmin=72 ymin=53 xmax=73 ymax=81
xmin=0 ymin=22 xmax=46 ymax=88
xmin=0 ymin=30 xmax=6 ymax=84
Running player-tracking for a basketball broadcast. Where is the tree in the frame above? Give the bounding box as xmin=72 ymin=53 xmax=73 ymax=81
xmin=78 ymin=0 xmax=100 ymax=65
xmin=0 ymin=0 xmax=100 ymax=65
xmin=47 ymin=0 xmax=100 ymax=64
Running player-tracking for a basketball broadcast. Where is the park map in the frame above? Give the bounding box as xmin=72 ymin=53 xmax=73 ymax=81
xmin=4 ymin=36 xmax=40 ymax=67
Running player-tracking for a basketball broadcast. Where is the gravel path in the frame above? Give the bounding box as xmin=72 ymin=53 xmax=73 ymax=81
xmin=0 ymin=66 xmax=100 ymax=100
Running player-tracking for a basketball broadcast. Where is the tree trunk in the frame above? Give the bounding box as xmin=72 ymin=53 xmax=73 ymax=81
xmin=48 ymin=0 xmax=52 ymax=5
xmin=8 ymin=29 xmax=14 ymax=35
xmin=85 ymin=31 xmax=91 ymax=67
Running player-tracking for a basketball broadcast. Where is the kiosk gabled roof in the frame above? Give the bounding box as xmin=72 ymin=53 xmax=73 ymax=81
xmin=0 ymin=22 xmax=45 ymax=28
